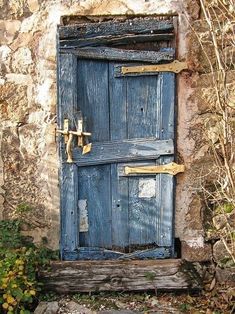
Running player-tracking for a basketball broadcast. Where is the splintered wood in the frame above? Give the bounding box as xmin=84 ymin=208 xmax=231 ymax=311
xmin=39 ymin=259 xmax=201 ymax=293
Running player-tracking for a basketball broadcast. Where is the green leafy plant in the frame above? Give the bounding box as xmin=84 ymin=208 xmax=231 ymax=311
xmin=179 ymin=303 xmax=191 ymax=312
xmin=215 ymin=203 xmax=234 ymax=215
xmin=0 ymin=219 xmax=58 ymax=313
xmin=144 ymin=272 xmax=156 ymax=281
xmin=0 ymin=220 xmax=23 ymax=250
xmin=15 ymin=204 xmax=33 ymax=215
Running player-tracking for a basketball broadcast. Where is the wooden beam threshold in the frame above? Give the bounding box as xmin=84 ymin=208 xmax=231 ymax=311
xmin=39 ymin=259 xmax=202 ymax=293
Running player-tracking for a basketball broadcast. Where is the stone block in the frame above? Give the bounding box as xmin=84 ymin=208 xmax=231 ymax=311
xmin=11 ymin=47 xmax=33 ymax=74
xmin=8 ymin=0 xmax=25 ymax=19
xmin=213 ymin=214 xmax=227 ymax=230
xmin=37 ymin=31 xmax=56 ymax=62
xmin=0 ymin=20 xmax=21 ymax=44
xmin=27 ymin=0 xmax=39 ymax=13
xmin=34 ymin=301 xmax=59 ymax=314
xmin=216 ymin=267 xmax=235 ymax=286
xmin=99 ymin=311 xmax=139 ymax=314
xmin=0 ymin=45 xmax=11 ymax=74
xmin=18 ymin=123 xmax=40 ymax=157
xmin=213 ymin=240 xmax=232 ymax=264
xmin=182 ymin=241 xmax=212 ymax=262
xmin=66 ymin=302 xmax=95 ymax=313
xmin=185 ymin=196 xmax=203 ymax=230
xmin=10 ymin=32 xmax=31 ymax=51
xmin=0 ymin=83 xmax=28 ymax=122
xmin=6 ymin=74 xmax=32 ymax=85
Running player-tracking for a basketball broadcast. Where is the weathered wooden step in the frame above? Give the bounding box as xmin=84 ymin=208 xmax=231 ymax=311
xmin=39 ymin=259 xmax=202 ymax=293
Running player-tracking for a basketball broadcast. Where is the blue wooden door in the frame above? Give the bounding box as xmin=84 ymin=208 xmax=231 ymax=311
xmin=57 ymin=18 xmax=176 ymax=260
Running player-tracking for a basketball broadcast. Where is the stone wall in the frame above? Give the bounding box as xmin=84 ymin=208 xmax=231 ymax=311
xmin=0 ymin=0 xmax=218 ymax=261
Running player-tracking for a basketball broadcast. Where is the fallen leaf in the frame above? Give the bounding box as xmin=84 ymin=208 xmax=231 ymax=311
xmin=209 ymin=277 xmax=216 ymax=291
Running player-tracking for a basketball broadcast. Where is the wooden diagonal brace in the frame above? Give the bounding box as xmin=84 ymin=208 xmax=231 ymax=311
xmin=125 ymin=162 xmax=185 ymax=176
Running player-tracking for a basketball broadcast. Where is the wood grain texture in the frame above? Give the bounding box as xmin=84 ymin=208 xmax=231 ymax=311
xmin=39 ymin=259 xmax=202 ymax=292
xmin=109 ymin=63 xmax=129 ymax=249
xmin=78 ymin=165 xmax=112 ymax=248
xmin=57 ymin=53 xmax=80 ymax=259
xmin=77 ymin=59 xmax=110 ymax=142
xmin=77 ymin=59 xmax=112 ymax=249
xmin=155 ymin=73 xmax=175 ymax=248
xmin=62 ymin=247 xmax=171 ymax=260
xmin=59 ymin=19 xmax=174 ymax=40
xmin=57 ymin=20 xmax=177 ymax=260
xmin=60 ymin=47 xmax=175 ymax=63
xmin=72 ymin=138 xmax=174 ymax=166
xmin=60 ymin=33 xmax=174 ymax=48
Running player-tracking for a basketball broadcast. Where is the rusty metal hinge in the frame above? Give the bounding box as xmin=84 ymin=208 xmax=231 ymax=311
xmin=125 ymin=162 xmax=185 ymax=176
xmin=121 ymin=60 xmax=188 ymax=75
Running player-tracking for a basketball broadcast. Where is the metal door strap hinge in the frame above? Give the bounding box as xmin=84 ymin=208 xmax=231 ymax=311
xmin=125 ymin=162 xmax=185 ymax=176
xmin=121 ymin=60 xmax=188 ymax=75
xmin=56 ymin=118 xmax=92 ymax=163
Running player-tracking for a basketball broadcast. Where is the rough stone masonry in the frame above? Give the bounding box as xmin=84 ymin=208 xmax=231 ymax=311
xmin=0 ymin=0 xmax=225 ymax=261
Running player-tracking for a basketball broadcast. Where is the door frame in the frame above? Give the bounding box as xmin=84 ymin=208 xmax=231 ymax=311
xmin=57 ymin=16 xmax=177 ymax=260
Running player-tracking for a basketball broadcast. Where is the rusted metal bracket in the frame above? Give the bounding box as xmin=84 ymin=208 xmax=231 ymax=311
xmin=56 ymin=119 xmax=73 ymax=163
xmin=121 ymin=60 xmax=188 ymax=75
xmin=124 ymin=162 xmax=185 ymax=176
xmin=56 ymin=119 xmax=92 ymax=163
xmin=56 ymin=119 xmax=69 ymax=143
xmin=73 ymin=118 xmax=92 ymax=155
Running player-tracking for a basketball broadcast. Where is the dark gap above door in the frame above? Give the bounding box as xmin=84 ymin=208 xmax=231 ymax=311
xmin=59 ymin=16 xmax=176 ymax=53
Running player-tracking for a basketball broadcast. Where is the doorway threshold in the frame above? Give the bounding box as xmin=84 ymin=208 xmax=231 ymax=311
xmin=39 ymin=259 xmax=202 ymax=293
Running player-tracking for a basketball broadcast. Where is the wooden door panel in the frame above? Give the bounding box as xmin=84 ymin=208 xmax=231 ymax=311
xmin=78 ymin=165 xmax=112 ymax=248
xmin=109 ymin=62 xmax=127 ymax=141
xmin=58 ymin=18 xmax=177 ymax=261
xmin=126 ymin=75 xmax=158 ymax=139
xmin=156 ymin=73 xmax=175 ymax=140
xmin=111 ymin=163 xmax=129 ymax=250
xmin=77 ymin=60 xmax=112 ymax=249
xmin=128 ymin=176 xmax=158 ymax=246
xmin=59 ymin=60 xmax=175 ymax=259
xmin=155 ymin=156 xmax=174 ymax=247
xmin=74 ymin=59 xmax=175 ymax=257
xmin=77 ymin=59 xmax=110 ymax=142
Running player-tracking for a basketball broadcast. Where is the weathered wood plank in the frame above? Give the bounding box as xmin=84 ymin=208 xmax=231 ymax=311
xmin=62 ymin=247 xmax=171 ymax=260
xmin=77 ymin=59 xmax=112 ymax=249
xmin=60 ymin=33 xmax=174 ymax=48
xmin=72 ymin=138 xmax=174 ymax=166
xmin=119 ymin=247 xmax=171 ymax=259
xmin=39 ymin=259 xmax=202 ymax=292
xmin=57 ymin=53 xmax=80 ymax=259
xmin=155 ymin=73 xmax=175 ymax=248
xmin=78 ymin=166 xmax=112 ymax=248
xmin=59 ymin=19 xmax=174 ymax=40
xmin=126 ymin=74 xmax=158 ymax=248
xmin=109 ymin=62 xmax=129 ymax=249
xmin=60 ymin=47 xmax=175 ymax=63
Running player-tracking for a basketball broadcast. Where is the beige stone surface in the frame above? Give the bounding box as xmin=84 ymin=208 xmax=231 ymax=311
xmin=213 ymin=240 xmax=232 ymax=264
xmin=182 ymin=241 xmax=212 ymax=262
xmin=27 ymin=0 xmax=39 ymax=13
xmin=216 ymin=267 xmax=235 ymax=286
xmin=11 ymin=47 xmax=33 ymax=74
xmin=0 ymin=20 xmax=21 ymax=44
